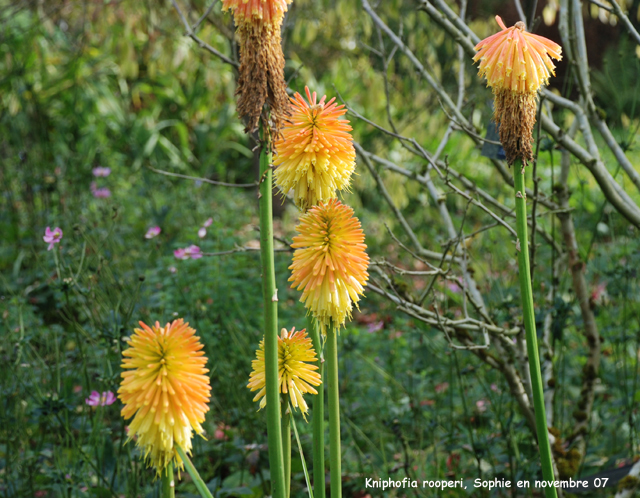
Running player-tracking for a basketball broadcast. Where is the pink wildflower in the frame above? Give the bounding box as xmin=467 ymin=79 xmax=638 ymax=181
xmin=174 ymin=248 xmax=188 ymax=260
xmin=203 ymin=217 xmax=213 ymax=228
xmin=186 ymin=245 xmax=203 ymax=259
xmin=445 ymin=280 xmax=462 ymax=293
xmin=145 ymin=226 xmax=161 ymax=239
xmin=43 ymin=227 xmax=63 ymax=251
xmin=92 ymin=167 xmax=111 ymax=177
xmin=198 ymin=227 xmax=207 ymax=238
xmin=366 ymin=320 xmax=384 ymax=333
xmin=214 ymin=422 xmax=231 ymax=441
xmin=85 ymin=390 xmax=116 ymax=406
xmin=90 ymin=182 xmax=111 ymax=198
xmin=174 ymin=245 xmax=203 ymax=260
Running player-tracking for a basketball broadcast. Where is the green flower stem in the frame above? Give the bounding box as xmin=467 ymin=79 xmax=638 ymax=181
xmin=175 ymin=446 xmax=214 ymax=498
xmin=307 ymin=317 xmax=326 ymax=498
xmin=513 ymin=160 xmax=557 ymax=498
xmin=259 ymin=135 xmax=286 ymax=498
xmin=291 ymin=405 xmax=315 ymax=498
xmin=326 ymin=328 xmax=341 ymax=498
xmin=281 ymin=398 xmax=292 ymax=498
xmin=161 ymin=461 xmax=175 ymax=498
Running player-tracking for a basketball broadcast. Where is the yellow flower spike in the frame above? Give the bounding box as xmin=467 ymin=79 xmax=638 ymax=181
xmin=274 ymin=87 xmax=356 ymax=212
xmin=289 ymin=198 xmax=369 ymax=332
xmin=473 ymin=16 xmax=562 ymax=165
xmin=119 ymin=319 xmax=211 ymax=474
xmin=247 ymin=327 xmax=322 ymax=418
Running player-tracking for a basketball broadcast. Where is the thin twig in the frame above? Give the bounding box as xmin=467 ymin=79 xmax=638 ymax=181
xmin=201 ymin=246 xmax=292 ymax=256
xmin=171 ymin=0 xmax=238 ymax=67
xmin=608 ymin=0 xmax=640 ymax=45
xmin=193 ymin=0 xmax=218 ymax=32
xmin=148 ymin=166 xmax=257 ymax=188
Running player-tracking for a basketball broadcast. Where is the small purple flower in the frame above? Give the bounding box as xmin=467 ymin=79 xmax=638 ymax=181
xmin=90 ymin=182 xmax=112 ymax=198
xmin=174 ymin=248 xmax=188 ymax=260
xmin=85 ymin=390 xmax=116 ymax=406
xmin=198 ymin=227 xmax=207 ymax=238
xmin=92 ymin=167 xmax=111 ymax=177
xmin=203 ymin=217 xmax=213 ymax=228
xmin=43 ymin=227 xmax=63 ymax=251
xmin=367 ymin=320 xmax=384 ymax=333
xmin=174 ymin=245 xmax=203 ymax=260
xmin=145 ymin=226 xmax=161 ymax=239
xmin=185 ymin=245 xmax=202 ymax=259
xmin=445 ymin=281 xmax=462 ymax=293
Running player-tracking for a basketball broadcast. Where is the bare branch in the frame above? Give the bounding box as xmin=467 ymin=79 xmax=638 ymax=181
xmin=614 ymin=460 xmax=640 ymax=498
xmin=202 ymin=245 xmax=292 ymax=256
xmin=539 ymin=113 xmax=640 ymax=226
xmin=557 ymin=144 xmax=601 ymax=454
xmin=148 ymin=166 xmax=257 ymax=188
xmin=193 ymin=0 xmax=218 ymax=32
xmin=608 ymin=0 xmax=640 ymax=45
xmin=171 ymin=0 xmax=239 ymax=67
xmin=362 ymin=0 xmax=477 ymax=138
xmin=366 ymin=282 xmax=519 ymax=336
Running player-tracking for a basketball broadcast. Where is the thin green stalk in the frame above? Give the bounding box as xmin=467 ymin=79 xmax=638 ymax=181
xmin=325 ymin=328 xmax=341 ymax=498
xmin=175 ymin=446 xmax=213 ymax=498
xmin=513 ymin=160 xmax=557 ymax=498
xmin=291 ymin=405 xmax=315 ymax=498
xmin=259 ymin=135 xmax=286 ymax=498
xmin=161 ymin=461 xmax=175 ymax=498
xmin=307 ymin=316 xmax=325 ymax=498
xmin=281 ymin=398 xmax=292 ymax=498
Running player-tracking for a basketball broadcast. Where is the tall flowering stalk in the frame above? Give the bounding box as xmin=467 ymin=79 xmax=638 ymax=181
xmin=221 ymin=1 xmax=292 ymax=497
xmin=273 ymin=85 xmax=368 ymax=498
xmin=248 ymin=326 xmax=322 ymax=497
xmin=288 ymin=198 xmax=370 ymax=498
xmin=474 ymin=16 xmax=562 ymax=498
xmin=118 ymin=319 xmax=213 ymax=498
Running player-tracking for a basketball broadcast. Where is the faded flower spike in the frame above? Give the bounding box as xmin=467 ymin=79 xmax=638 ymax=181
xmin=247 ymin=327 xmax=322 ymax=417
xmin=274 ymin=87 xmax=356 ymax=212
xmin=119 ymin=319 xmax=211 ymax=474
xmin=289 ymin=198 xmax=369 ymax=332
xmin=222 ymin=0 xmax=292 ymax=136
xmin=222 ymin=0 xmax=290 ymax=26
xmin=473 ymin=16 xmax=562 ymax=165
